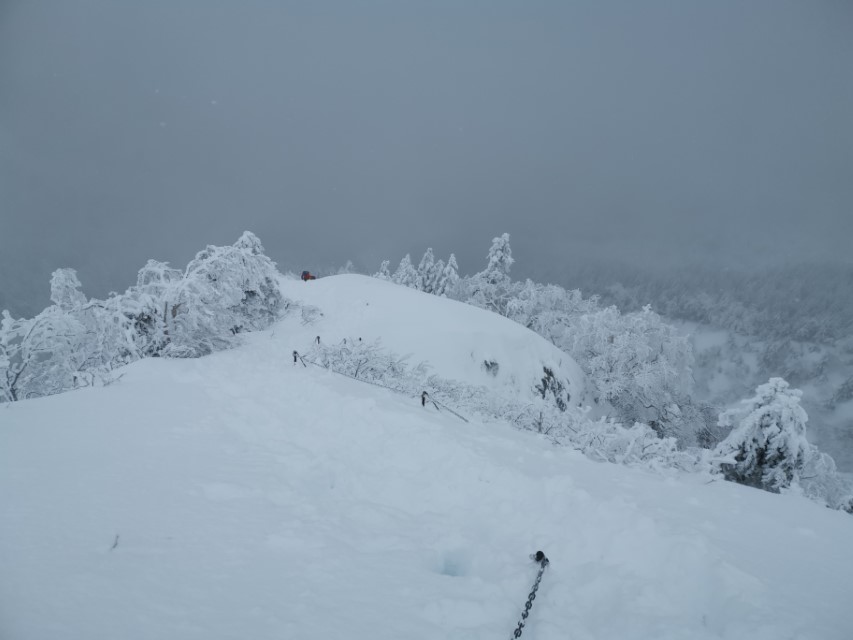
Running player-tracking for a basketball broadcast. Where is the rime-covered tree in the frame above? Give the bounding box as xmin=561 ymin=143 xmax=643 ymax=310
xmin=483 ymin=233 xmax=514 ymax=283
xmin=466 ymin=233 xmax=516 ymax=316
xmin=50 ymin=268 xmax=87 ymax=311
xmin=714 ymin=378 xmax=811 ymax=492
xmin=436 ymin=254 xmax=460 ymax=297
xmin=374 ymin=260 xmax=392 ymax=281
xmin=417 ymin=248 xmax=439 ymax=293
xmin=556 ymin=304 xmax=694 ymax=440
xmin=164 ymin=231 xmax=284 ymax=357
xmin=121 ymin=260 xmax=183 ymax=356
xmin=392 ymin=254 xmax=418 ymax=289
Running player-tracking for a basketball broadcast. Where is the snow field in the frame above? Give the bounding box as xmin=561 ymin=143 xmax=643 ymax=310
xmin=2 ymin=276 xmax=853 ymax=639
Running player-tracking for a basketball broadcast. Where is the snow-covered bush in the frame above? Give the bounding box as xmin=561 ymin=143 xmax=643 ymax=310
xmin=798 ymin=449 xmax=853 ymax=513
xmin=299 ymin=336 xmax=699 ymax=474
xmin=305 ymin=337 xmax=428 ymax=385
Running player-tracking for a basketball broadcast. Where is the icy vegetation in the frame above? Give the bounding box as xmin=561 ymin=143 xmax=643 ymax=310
xmin=3 ymin=232 xmax=852 ymax=515
xmin=3 ymin=251 xmax=853 ymax=638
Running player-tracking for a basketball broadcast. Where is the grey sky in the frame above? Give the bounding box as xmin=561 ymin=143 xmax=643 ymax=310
xmin=2 ymin=0 xmax=852 ymax=316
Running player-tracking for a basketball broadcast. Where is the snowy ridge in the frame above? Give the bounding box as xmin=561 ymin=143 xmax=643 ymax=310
xmin=281 ymin=274 xmax=590 ymax=409
xmin=2 ymin=275 xmax=853 ymax=639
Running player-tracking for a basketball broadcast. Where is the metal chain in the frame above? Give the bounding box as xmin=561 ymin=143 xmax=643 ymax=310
xmin=511 ymin=551 xmax=550 ymax=639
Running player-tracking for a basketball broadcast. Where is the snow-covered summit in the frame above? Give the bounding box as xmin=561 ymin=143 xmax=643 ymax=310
xmin=281 ymin=273 xmax=591 ymax=409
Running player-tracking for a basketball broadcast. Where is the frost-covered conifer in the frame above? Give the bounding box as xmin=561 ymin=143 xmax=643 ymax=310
xmin=50 ymin=268 xmax=87 ymax=311
xmin=467 ymin=234 xmax=516 ymax=315
xmin=374 ymin=260 xmax=392 ymax=281
xmin=417 ymin=248 xmax=437 ymax=293
xmin=483 ymin=233 xmax=514 ymax=284
xmin=431 ymin=259 xmax=446 ymax=295
xmin=437 ymin=254 xmax=460 ymax=297
xmin=392 ymin=254 xmax=418 ymax=289
xmin=714 ymin=378 xmax=811 ymax=492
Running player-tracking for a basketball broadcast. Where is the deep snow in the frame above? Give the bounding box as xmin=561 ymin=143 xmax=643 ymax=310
xmin=2 ymin=275 xmax=852 ymax=640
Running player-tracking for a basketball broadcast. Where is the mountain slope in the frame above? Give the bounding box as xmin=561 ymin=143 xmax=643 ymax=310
xmin=1 ymin=275 xmax=852 ymax=640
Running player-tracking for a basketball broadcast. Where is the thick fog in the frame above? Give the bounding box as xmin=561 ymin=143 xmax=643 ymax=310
xmin=1 ymin=0 xmax=851 ymax=315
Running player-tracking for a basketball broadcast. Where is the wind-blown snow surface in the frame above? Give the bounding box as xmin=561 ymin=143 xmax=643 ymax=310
xmin=2 ymin=278 xmax=852 ymax=639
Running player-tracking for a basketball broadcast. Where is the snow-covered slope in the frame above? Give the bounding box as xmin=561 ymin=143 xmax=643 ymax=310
xmin=280 ymin=274 xmax=590 ymax=408
xmin=2 ymin=276 xmax=853 ymax=640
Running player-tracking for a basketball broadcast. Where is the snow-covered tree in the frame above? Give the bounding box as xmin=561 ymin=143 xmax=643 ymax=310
xmin=483 ymin=233 xmax=514 ymax=284
xmin=392 ymin=254 xmax=418 ymax=289
xmin=434 ymin=254 xmax=459 ymax=297
xmin=714 ymin=378 xmax=811 ymax=493
xmin=1 ymin=268 xmax=142 ymax=401
xmin=466 ymin=234 xmax=517 ymax=316
xmin=555 ymin=304 xmax=694 ymax=439
xmin=50 ymin=268 xmax=87 ymax=311
xmin=164 ymin=232 xmax=285 ymax=357
xmin=337 ymin=260 xmax=355 ymax=275
xmin=374 ymin=260 xmax=392 ymax=281
xmin=121 ymin=260 xmax=183 ymax=356
xmin=417 ymin=248 xmax=440 ymax=294
xmin=0 ymin=306 xmax=87 ymax=400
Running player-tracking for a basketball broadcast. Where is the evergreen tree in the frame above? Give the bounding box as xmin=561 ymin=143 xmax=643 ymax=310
xmin=392 ymin=254 xmax=418 ymax=289
xmin=431 ymin=259 xmax=446 ymax=295
xmin=483 ymin=233 xmax=514 ymax=284
xmin=50 ymin=268 xmax=87 ymax=311
xmin=374 ymin=260 xmax=392 ymax=280
xmin=437 ymin=254 xmax=460 ymax=297
xmin=467 ymin=234 xmax=516 ymax=315
xmin=714 ymin=378 xmax=811 ymax=492
xmin=417 ymin=248 xmax=437 ymax=293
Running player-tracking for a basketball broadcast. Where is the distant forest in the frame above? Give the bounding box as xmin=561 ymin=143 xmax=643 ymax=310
xmin=565 ymin=262 xmax=853 ymax=346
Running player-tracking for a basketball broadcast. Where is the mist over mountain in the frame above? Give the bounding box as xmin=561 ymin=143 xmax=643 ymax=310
xmin=2 ymin=0 xmax=851 ymax=317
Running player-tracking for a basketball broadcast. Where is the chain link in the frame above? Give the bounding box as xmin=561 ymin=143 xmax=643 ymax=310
xmin=511 ymin=551 xmax=549 ymax=639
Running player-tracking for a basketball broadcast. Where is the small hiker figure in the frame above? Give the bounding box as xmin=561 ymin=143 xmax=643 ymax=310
xmin=421 ymin=391 xmax=428 ymax=407
xmin=316 ymin=336 xmax=321 ymax=345
xmin=293 ymin=350 xmax=298 ymax=364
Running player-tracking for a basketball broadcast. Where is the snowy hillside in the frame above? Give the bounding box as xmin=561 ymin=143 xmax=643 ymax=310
xmin=280 ymin=274 xmax=590 ymax=408
xmin=2 ymin=275 xmax=853 ymax=640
